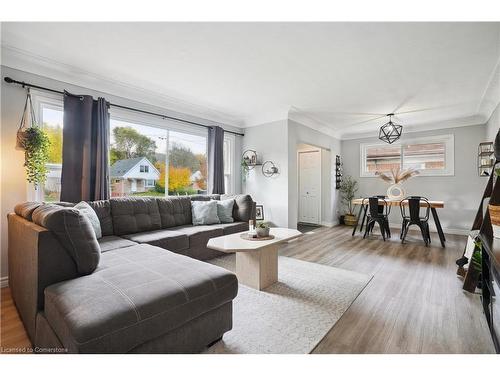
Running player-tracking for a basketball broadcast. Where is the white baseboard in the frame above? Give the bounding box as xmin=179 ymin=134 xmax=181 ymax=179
xmin=321 ymin=220 xmax=338 ymax=228
xmin=1 ymin=276 xmax=9 ymax=288
xmin=386 ymin=222 xmax=469 ymax=236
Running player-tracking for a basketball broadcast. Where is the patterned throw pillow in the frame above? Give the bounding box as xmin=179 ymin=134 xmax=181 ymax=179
xmin=75 ymin=201 xmax=102 ymax=239
xmin=217 ymin=199 xmax=235 ymax=223
xmin=191 ymin=200 xmax=221 ymax=226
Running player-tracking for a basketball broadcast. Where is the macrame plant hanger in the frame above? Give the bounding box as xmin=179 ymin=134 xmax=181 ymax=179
xmin=16 ymin=88 xmax=37 ymax=150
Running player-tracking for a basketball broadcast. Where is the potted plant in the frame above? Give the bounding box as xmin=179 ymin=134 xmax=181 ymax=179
xmin=23 ymin=127 xmax=51 ymax=189
xmin=340 ymin=176 xmax=359 ymax=226
xmin=241 ymin=158 xmax=250 ymax=181
xmin=256 ymin=221 xmax=270 ymax=237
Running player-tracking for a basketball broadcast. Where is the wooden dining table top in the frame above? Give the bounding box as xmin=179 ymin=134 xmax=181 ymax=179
xmin=352 ymin=198 xmax=444 ymax=208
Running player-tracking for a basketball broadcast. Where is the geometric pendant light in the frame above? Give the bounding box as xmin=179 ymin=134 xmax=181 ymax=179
xmin=378 ymin=113 xmax=403 ymax=144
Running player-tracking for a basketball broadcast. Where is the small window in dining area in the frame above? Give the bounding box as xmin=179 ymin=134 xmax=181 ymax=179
xmin=360 ymin=135 xmax=454 ymax=177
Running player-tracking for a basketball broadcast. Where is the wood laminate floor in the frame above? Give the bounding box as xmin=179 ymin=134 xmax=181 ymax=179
xmin=0 ymin=225 xmax=495 ymax=353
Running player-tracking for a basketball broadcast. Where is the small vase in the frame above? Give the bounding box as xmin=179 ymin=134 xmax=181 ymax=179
xmin=387 ymin=183 xmax=406 ymax=200
xmin=256 ymin=227 xmax=270 ymax=237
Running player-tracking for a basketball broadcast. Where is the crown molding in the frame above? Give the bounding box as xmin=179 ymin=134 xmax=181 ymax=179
xmin=339 ymin=115 xmax=486 ymax=140
xmin=478 ymin=51 xmax=500 ymax=123
xmin=288 ymin=107 xmax=340 ymax=139
xmin=1 ymin=44 xmax=246 ymax=128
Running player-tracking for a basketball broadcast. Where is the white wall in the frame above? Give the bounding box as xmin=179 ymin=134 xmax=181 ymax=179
xmin=486 ymin=102 xmax=499 ymax=142
xmin=288 ymin=120 xmax=341 ymax=228
xmin=0 ymin=66 xmax=243 ymax=284
xmin=242 ymin=120 xmax=289 ymax=227
xmin=341 ymin=124 xmax=488 ymax=234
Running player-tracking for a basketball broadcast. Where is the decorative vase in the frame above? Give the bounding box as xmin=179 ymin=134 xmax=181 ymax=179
xmin=256 ymin=227 xmax=270 ymax=237
xmin=344 ymin=214 xmax=357 ymax=226
xmin=489 ymin=204 xmax=500 ymax=238
xmin=387 ymin=183 xmax=406 ymax=200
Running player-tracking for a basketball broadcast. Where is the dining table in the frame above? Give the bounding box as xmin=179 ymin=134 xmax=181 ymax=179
xmin=350 ymin=198 xmax=446 ymax=247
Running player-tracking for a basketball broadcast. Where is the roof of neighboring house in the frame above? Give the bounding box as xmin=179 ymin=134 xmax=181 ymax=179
xmin=110 ymin=157 xmax=159 ymax=178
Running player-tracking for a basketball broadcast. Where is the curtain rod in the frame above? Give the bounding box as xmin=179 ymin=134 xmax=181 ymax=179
xmin=4 ymin=76 xmax=245 ymax=137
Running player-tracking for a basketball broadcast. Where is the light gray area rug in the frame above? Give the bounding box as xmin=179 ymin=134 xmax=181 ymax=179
xmin=204 ymin=255 xmax=372 ymax=354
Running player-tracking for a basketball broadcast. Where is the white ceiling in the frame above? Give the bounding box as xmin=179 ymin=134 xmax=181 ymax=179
xmin=2 ymin=22 xmax=500 ymax=138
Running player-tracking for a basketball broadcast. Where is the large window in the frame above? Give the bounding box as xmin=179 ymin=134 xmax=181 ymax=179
xmin=109 ymin=119 xmax=208 ymax=197
xmin=40 ymin=104 xmax=64 ymax=202
xmin=360 ymin=135 xmax=454 ymax=177
xmin=31 ymin=93 xmax=228 ymax=201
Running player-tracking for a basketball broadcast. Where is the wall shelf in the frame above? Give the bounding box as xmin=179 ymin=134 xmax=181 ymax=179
xmin=479 ymin=142 xmax=495 ymax=177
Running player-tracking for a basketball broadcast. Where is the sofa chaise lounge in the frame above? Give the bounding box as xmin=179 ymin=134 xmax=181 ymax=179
xmin=7 ymin=194 xmax=255 ymax=353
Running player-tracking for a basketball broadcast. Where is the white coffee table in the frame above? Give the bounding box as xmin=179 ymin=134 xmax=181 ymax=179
xmin=207 ymin=227 xmax=302 ymax=290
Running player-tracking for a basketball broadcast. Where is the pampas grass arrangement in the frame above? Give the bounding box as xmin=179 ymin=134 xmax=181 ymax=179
xmin=375 ymin=167 xmax=419 ymax=184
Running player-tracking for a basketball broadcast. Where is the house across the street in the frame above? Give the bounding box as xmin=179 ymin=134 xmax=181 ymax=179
xmin=110 ymin=157 xmax=160 ymax=197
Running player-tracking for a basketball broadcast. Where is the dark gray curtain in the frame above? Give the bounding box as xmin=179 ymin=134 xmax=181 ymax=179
xmin=208 ymin=126 xmax=225 ymax=194
xmin=60 ymin=92 xmax=110 ymax=202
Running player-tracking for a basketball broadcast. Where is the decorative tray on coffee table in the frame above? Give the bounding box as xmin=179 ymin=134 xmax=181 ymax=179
xmin=240 ymin=233 xmax=275 ymax=241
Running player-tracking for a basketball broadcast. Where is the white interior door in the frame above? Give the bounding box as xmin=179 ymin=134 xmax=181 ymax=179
xmin=299 ymin=150 xmax=321 ymax=224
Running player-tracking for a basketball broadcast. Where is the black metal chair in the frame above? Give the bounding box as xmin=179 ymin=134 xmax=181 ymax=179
xmin=363 ymin=196 xmax=391 ymax=241
xmin=400 ymin=196 xmax=431 ymax=246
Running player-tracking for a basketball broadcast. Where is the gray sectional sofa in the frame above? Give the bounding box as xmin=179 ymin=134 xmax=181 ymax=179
xmin=7 ymin=194 xmax=255 ymax=353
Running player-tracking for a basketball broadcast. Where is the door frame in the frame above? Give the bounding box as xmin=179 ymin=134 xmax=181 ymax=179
xmin=297 ymin=148 xmax=322 ymax=225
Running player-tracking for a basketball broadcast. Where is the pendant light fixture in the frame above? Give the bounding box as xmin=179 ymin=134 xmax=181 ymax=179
xmin=379 ymin=113 xmax=402 ymax=144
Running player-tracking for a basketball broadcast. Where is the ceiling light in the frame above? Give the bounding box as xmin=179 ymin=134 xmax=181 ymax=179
xmin=379 ymin=114 xmax=402 ymax=144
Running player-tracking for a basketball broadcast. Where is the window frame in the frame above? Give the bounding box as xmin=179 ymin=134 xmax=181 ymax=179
xmin=109 ymin=106 xmax=210 ymax=197
xmin=359 ymin=134 xmax=455 ymax=177
xmin=30 ymin=90 xmax=65 ymax=202
xmin=223 ymin=134 xmax=236 ymax=194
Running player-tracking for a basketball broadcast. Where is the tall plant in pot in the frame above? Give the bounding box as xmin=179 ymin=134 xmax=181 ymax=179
xmin=340 ymin=176 xmax=359 ymax=226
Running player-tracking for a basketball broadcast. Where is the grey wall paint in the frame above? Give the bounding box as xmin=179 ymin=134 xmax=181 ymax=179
xmin=486 ymin=102 xmax=499 ymax=142
xmin=341 ymin=124 xmax=487 ymax=233
xmin=242 ymin=120 xmax=289 ymax=227
xmin=0 ymin=66 xmax=242 ymax=281
xmin=288 ymin=120 xmax=341 ymax=228
xmin=242 ymin=119 xmax=341 ymax=229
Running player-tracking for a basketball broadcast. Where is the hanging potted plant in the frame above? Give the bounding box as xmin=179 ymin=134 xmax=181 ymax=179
xmin=16 ymin=89 xmax=51 ymax=188
xmin=241 ymin=158 xmax=250 ymax=181
xmin=340 ymin=176 xmax=359 ymax=226
xmin=23 ymin=127 xmax=50 ymax=188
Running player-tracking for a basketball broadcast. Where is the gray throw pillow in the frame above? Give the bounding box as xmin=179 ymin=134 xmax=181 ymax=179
xmin=32 ymin=204 xmax=101 ymax=275
xmin=75 ymin=201 xmax=102 ymax=239
xmin=217 ymin=199 xmax=234 ymax=223
xmin=191 ymin=200 xmax=220 ymax=225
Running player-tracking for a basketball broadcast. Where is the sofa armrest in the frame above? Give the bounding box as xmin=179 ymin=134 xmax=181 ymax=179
xmin=7 ymin=213 xmax=78 ymax=342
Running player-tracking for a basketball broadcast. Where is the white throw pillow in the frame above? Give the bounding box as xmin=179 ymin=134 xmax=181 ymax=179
xmin=74 ymin=201 xmax=102 ymax=239
xmin=191 ymin=200 xmax=221 ymax=226
xmin=217 ymin=199 xmax=234 ymax=223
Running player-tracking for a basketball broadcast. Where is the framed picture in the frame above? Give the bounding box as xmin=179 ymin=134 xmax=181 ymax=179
xmin=255 ymin=205 xmax=264 ymax=220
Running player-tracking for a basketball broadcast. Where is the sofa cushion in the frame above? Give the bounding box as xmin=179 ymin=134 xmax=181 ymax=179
xmin=232 ymin=195 xmax=254 ymax=222
xmin=174 ymin=225 xmax=224 ymax=248
xmin=189 ymin=194 xmax=220 ymax=201
xmin=212 ymin=222 xmax=249 ymax=236
xmin=191 ymin=200 xmax=220 ymax=226
xmin=87 ymin=200 xmax=114 ymax=236
xmin=14 ymin=201 xmax=44 ymax=221
xmin=98 ymin=236 xmax=137 ymax=253
xmin=216 ymin=199 xmax=234 ymax=223
xmin=32 ymin=204 xmax=100 ymax=275
xmin=122 ymin=229 xmax=189 ymax=252
xmin=43 ymin=244 xmax=238 ymax=353
xmin=156 ymin=197 xmax=192 ymax=228
xmin=74 ymin=201 xmax=102 ymax=239
xmin=110 ymin=197 xmax=161 ymax=235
